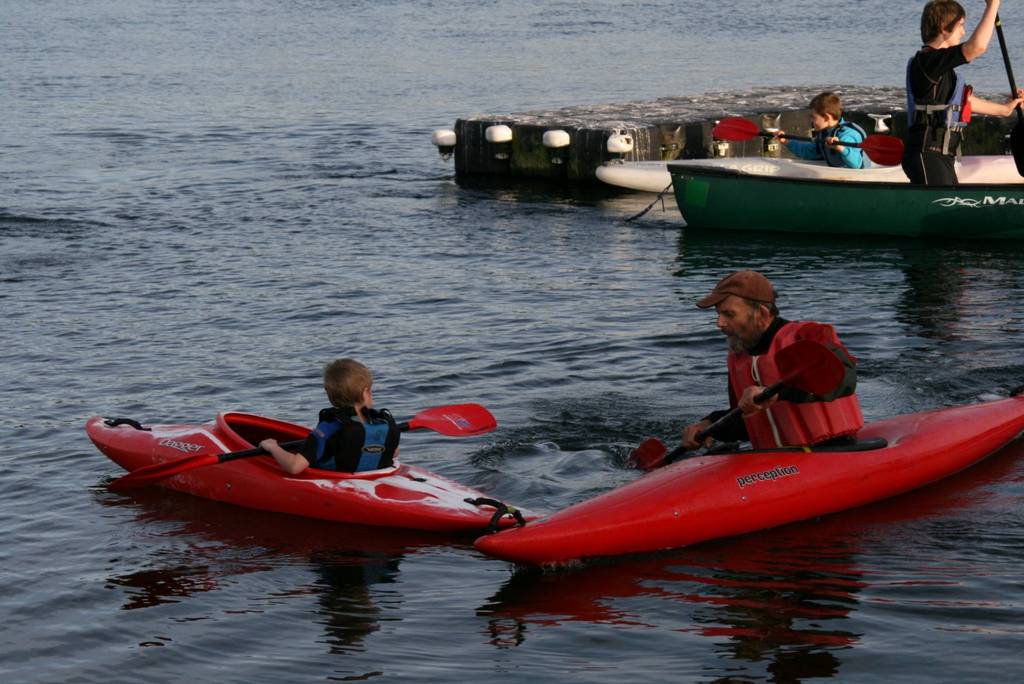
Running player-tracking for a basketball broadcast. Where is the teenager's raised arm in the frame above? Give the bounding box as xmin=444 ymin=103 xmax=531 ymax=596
xmin=962 ymin=0 xmax=1001 ymax=61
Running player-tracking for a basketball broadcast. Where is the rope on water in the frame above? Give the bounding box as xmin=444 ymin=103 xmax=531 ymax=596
xmin=624 ymin=182 xmax=673 ymax=222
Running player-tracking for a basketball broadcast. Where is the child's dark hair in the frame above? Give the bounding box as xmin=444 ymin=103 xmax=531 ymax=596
xmin=323 ymin=358 xmax=372 ymax=407
xmin=809 ymin=92 xmax=843 ymax=121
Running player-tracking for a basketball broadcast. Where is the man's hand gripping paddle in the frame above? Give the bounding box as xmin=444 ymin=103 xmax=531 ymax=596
xmin=627 ymin=339 xmax=846 ymax=471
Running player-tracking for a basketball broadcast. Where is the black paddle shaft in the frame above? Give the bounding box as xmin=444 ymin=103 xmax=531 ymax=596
xmin=766 ymin=131 xmax=876 ymax=149
xmin=219 ymin=439 xmax=305 ymax=464
xmin=996 ymin=16 xmax=1024 ymax=123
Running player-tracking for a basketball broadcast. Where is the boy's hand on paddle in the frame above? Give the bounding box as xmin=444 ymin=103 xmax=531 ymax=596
xmin=825 ymin=136 xmax=846 ymax=152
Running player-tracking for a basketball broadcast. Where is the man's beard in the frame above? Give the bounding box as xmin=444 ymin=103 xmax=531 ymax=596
xmin=726 ymin=330 xmax=761 ymax=353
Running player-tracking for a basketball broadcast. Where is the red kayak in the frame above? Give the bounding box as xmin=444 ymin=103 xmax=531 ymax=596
xmin=87 ymin=412 xmax=530 ymax=533
xmin=474 ymin=396 xmax=1024 ymax=566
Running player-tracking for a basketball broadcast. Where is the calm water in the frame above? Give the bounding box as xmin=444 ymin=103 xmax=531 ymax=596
xmin=3 ymin=1 xmax=1024 ymax=681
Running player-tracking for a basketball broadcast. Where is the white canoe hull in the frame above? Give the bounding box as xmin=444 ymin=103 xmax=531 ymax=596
xmin=596 ymin=156 xmax=1024 ymax=193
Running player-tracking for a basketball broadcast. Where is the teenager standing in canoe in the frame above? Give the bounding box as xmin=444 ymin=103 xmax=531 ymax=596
xmin=679 ymin=271 xmax=863 ymax=451
xmin=904 ymin=0 xmax=1024 ymax=185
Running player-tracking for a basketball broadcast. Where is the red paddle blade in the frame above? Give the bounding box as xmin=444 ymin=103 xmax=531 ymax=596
xmin=108 ymin=453 xmax=220 ymax=492
xmin=775 ymin=339 xmax=846 ymax=397
xmin=860 ymin=135 xmax=904 ymax=166
xmin=712 ymin=117 xmax=761 ymax=142
xmin=626 ymin=437 xmax=669 ymax=471
xmin=406 ymin=403 xmax=497 ymax=436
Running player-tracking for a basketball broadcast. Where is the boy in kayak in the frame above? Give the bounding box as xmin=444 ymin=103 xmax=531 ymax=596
xmin=903 ymin=0 xmax=1024 ymax=185
xmin=259 ymin=358 xmax=401 ymax=474
xmin=775 ymin=92 xmax=868 ymax=169
xmin=680 ymin=270 xmax=862 ymax=451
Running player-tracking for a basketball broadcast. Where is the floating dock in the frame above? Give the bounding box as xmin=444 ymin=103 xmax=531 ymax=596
xmin=432 ymin=85 xmax=1019 ymax=184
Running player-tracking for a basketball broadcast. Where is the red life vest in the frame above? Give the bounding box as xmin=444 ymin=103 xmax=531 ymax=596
xmin=727 ymin=321 xmax=864 ymax=449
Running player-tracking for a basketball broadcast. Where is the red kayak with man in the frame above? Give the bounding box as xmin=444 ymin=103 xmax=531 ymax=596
xmin=680 ymin=270 xmax=863 ymax=452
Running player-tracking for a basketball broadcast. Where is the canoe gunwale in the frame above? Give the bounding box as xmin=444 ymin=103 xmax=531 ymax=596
xmin=666 ymin=163 xmax=1024 ymax=190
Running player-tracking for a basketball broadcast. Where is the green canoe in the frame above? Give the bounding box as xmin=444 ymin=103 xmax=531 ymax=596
xmin=668 ymin=157 xmax=1024 ymax=239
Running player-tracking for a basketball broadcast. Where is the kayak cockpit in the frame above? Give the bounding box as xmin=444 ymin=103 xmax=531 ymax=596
xmin=215 ymin=412 xmax=400 ymax=481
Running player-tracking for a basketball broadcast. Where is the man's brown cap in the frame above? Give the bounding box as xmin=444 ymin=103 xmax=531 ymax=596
xmin=696 ymin=270 xmax=776 ymax=309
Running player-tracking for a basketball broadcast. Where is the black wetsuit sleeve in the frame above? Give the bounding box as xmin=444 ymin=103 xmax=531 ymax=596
xmin=909 ymin=46 xmax=968 ymax=100
xmin=917 ymin=45 xmax=968 ymax=75
xmin=297 ymin=435 xmax=317 ymax=466
xmin=701 ymin=409 xmax=749 ymax=442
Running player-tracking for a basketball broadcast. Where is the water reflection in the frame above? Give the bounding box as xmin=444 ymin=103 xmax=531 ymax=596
xmin=453 ymin=175 xmax=612 ymax=207
xmin=96 ymin=488 xmax=448 ymax=650
xmin=478 ymin=440 xmax=1024 ymax=680
xmin=107 ymin=564 xmax=220 ymax=611
xmin=672 ymin=230 xmax=1024 ymax=340
xmin=894 ymin=246 xmax=970 ymax=341
xmin=892 ymin=245 xmax=1024 ymax=342
xmin=480 ymin=535 xmax=861 ymax=679
xmin=309 ymin=549 xmax=402 ymax=654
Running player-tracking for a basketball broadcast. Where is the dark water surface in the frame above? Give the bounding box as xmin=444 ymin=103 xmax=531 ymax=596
xmin=4 ymin=1 xmax=1024 ymax=681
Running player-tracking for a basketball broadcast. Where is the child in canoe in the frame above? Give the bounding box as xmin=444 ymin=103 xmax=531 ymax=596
xmin=776 ymin=92 xmax=869 ymax=169
xmin=260 ymin=358 xmax=401 ymax=474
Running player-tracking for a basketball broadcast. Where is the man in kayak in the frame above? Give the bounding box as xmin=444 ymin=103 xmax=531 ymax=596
xmin=903 ymin=0 xmax=1024 ymax=185
xmin=680 ymin=270 xmax=863 ymax=451
xmin=776 ymin=92 xmax=869 ymax=169
xmin=259 ymin=358 xmax=401 ymax=474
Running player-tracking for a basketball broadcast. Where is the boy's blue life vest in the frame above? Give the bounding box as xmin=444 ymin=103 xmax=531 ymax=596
xmin=816 ymin=119 xmax=869 ymax=168
xmin=310 ymin=407 xmax=396 ymax=472
xmin=905 ymin=54 xmax=971 ymax=156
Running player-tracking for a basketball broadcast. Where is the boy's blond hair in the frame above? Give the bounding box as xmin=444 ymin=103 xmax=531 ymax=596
xmin=323 ymin=358 xmax=372 ymax=407
xmin=809 ymin=92 xmax=844 ymax=121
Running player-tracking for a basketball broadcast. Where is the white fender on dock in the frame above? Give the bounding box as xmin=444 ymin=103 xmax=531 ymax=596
xmin=542 ymin=129 xmax=571 ymax=149
xmin=431 ymin=129 xmax=457 ymax=158
xmin=431 ymin=129 xmax=456 ymax=148
xmin=485 ymin=125 xmax=513 ymax=143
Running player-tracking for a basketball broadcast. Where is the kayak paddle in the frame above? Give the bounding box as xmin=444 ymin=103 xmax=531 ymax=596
xmin=628 ymin=339 xmax=847 ymax=471
xmin=108 ymin=402 xmax=498 ymax=492
xmin=712 ymin=117 xmax=905 ymax=167
xmin=995 ymin=14 xmax=1024 ymax=176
